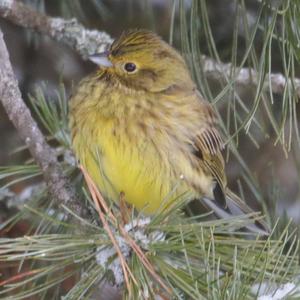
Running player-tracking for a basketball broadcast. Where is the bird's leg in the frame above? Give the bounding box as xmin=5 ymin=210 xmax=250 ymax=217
xmin=119 ymin=191 xmax=131 ymax=225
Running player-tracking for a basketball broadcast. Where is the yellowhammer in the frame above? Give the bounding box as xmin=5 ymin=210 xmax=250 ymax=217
xmin=69 ymin=29 xmax=268 ymax=233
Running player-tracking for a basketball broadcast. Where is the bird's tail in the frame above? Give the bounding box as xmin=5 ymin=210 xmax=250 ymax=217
xmin=202 ymin=189 xmax=270 ymax=236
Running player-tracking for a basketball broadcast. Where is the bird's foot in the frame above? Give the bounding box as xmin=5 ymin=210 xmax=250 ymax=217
xmin=119 ymin=191 xmax=132 ymax=225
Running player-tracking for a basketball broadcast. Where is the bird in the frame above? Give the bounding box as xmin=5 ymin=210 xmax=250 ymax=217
xmin=69 ymin=29 xmax=268 ymax=234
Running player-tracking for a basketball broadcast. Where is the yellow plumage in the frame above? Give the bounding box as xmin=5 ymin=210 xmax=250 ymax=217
xmin=69 ymin=29 xmax=267 ymax=232
xmin=70 ymin=74 xmax=217 ymax=213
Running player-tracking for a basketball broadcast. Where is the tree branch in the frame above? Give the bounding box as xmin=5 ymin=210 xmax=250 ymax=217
xmin=0 ymin=0 xmax=113 ymax=57
xmin=0 ymin=28 xmax=84 ymax=218
xmin=202 ymin=56 xmax=300 ymax=99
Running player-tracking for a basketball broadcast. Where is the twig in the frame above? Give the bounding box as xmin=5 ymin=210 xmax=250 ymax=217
xmin=0 ymin=0 xmax=300 ymax=98
xmin=0 ymin=0 xmax=112 ymax=58
xmin=80 ymin=166 xmax=135 ymax=298
xmin=0 ymin=268 xmax=43 ymax=287
xmin=202 ymin=56 xmax=300 ymax=99
xmin=0 ymin=28 xmax=84 ymax=218
xmin=80 ymin=166 xmax=173 ymax=297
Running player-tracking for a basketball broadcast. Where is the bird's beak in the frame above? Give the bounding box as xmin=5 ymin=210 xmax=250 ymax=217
xmin=89 ymin=51 xmax=113 ymax=67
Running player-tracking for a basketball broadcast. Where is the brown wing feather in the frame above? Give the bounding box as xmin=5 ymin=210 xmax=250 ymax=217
xmin=194 ymin=99 xmax=226 ymax=183
xmin=196 ymin=102 xmax=224 ymax=155
xmin=192 ymin=96 xmax=227 ymax=207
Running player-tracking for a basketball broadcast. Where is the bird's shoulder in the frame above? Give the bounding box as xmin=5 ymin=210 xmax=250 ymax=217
xmin=69 ymin=71 xmax=108 ymax=106
xmin=184 ymin=90 xmax=224 ymax=157
xmin=184 ymin=91 xmax=227 ymax=193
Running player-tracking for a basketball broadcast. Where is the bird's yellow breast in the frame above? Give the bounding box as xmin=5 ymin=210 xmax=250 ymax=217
xmin=72 ymin=110 xmax=188 ymax=214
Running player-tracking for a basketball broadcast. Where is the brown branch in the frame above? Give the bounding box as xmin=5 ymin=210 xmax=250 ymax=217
xmin=0 ymin=28 xmax=84 ymax=218
xmin=0 ymin=0 xmax=113 ymax=58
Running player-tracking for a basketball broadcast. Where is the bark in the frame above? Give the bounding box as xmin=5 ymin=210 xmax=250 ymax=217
xmin=0 ymin=28 xmax=84 ymax=219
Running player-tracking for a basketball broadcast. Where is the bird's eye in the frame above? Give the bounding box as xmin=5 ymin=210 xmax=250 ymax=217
xmin=124 ymin=62 xmax=137 ymax=73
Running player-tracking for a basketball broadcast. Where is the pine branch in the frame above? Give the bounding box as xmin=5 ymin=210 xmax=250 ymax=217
xmin=0 ymin=28 xmax=84 ymax=219
xmin=0 ymin=0 xmax=112 ymax=57
xmin=202 ymin=55 xmax=300 ymax=99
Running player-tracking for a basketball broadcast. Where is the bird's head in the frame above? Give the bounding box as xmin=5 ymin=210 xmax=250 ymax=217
xmin=90 ymin=29 xmax=195 ymax=93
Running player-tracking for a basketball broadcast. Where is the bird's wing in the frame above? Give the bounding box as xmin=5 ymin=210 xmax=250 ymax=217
xmin=190 ymin=95 xmax=227 ymax=207
xmin=189 ymin=94 xmax=269 ymax=234
xmin=193 ymin=101 xmax=224 ymax=156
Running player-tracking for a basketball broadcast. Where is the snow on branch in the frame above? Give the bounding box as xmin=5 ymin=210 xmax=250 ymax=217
xmin=0 ymin=0 xmax=113 ymax=57
xmin=202 ymin=56 xmax=300 ymax=99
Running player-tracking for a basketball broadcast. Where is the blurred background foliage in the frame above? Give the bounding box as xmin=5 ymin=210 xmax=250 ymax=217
xmin=1 ymin=0 xmax=300 ymax=299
